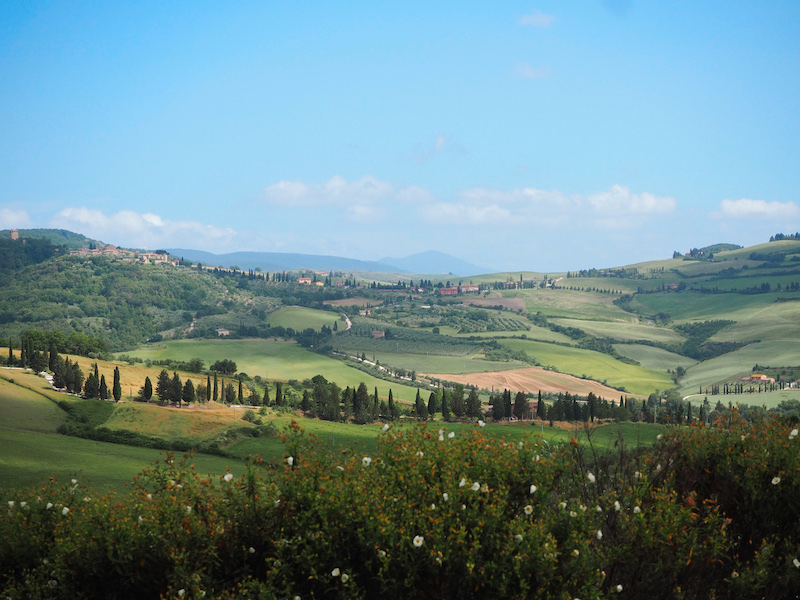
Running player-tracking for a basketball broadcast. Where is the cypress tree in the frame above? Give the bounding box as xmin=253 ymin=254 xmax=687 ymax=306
xmin=238 ymin=379 xmax=244 ymax=403
xmin=263 ymin=383 xmax=270 ymax=406
xmin=388 ymin=390 xmax=397 ymax=421
xmin=112 ymin=367 xmax=121 ymax=402
xmin=171 ymin=372 xmax=182 ymax=406
xmin=466 ymin=388 xmax=482 ymax=418
xmin=99 ymin=375 xmax=109 ymax=400
xmin=213 ymin=373 xmax=218 ymax=402
xmin=206 ymin=376 xmax=211 ymax=402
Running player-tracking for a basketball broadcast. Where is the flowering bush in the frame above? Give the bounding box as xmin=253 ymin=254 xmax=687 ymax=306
xmin=1 ymin=416 xmax=798 ymax=599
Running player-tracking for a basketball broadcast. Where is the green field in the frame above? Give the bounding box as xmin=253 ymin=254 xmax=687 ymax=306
xmin=122 ymin=338 xmax=422 ymax=403
xmin=0 ymin=374 xmax=241 ymax=493
xmin=499 ymin=339 xmax=674 ymax=395
xmin=363 ymin=350 xmax=527 ymax=376
xmin=506 ymin=288 xmax=634 ymax=321
xmin=267 ymin=305 xmax=342 ymax=331
xmin=682 ymin=388 xmax=800 ymax=410
xmin=678 ymin=340 xmax=800 ymax=397
xmin=612 ymin=344 xmax=698 ymax=372
xmin=550 ymin=317 xmax=685 ymax=344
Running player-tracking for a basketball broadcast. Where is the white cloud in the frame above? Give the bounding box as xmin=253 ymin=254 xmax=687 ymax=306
xmin=588 ymin=185 xmax=676 ymax=215
xmin=420 ymin=184 xmax=675 ymax=230
xmin=519 ymin=10 xmax=556 ymax=28
xmin=713 ymin=198 xmax=799 ymax=220
xmin=515 ymin=62 xmax=551 ymax=80
xmin=0 ymin=207 xmax=32 ymax=229
xmin=50 ymin=208 xmax=236 ymax=250
xmin=264 ymin=175 xmax=405 ymax=207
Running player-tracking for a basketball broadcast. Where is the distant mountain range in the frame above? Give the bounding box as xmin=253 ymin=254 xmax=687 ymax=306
xmin=165 ymin=248 xmax=488 ymax=276
xmin=378 ymin=250 xmax=489 ymax=276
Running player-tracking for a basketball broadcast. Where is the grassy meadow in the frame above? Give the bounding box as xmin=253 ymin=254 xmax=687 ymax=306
xmin=266 ymin=305 xmax=342 ymax=331
xmin=122 ymin=338 xmax=422 ymax=403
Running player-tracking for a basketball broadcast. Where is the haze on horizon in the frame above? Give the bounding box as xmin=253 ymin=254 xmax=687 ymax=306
xmin=1 ymin=2 xmax=799 ymax=272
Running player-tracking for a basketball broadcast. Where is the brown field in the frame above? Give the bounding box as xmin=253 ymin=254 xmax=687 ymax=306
xmin=422 ymin=366 xmax=627 ymax=399
xmin=324 ymin=297 xmax=384 ymax=308
xmin=462 ymin=297 xmax=527 ymax=312
xmin=104 ymin=401 xmax=255 ymax=439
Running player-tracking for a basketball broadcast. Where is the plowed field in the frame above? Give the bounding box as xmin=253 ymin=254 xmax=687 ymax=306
xmin=422 ymin=366 xmax=627 ymax=398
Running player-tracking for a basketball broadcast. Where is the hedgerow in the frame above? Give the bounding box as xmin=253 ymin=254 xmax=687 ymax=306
xmin=2 ymin=414 xmax=799 ymax=599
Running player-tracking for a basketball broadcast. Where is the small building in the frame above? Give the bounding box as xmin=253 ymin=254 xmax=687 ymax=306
xmin=297 ymin=277 xmax=312 ymax=285
xmin=372 ymin=330 xmax=385 ymax=339
xmin=215 ymin=328 xmax=231 ymax=336
xmin=439 ymin=287 xmax=459 ymax=296
xmin=10 ymin=229 xmax=19 ymax=240
xmin=459 ymin=284 xmax=479 ymax=293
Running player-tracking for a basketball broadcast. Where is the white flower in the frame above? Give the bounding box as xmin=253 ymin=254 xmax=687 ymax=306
xmin=790 ymin=428 xmax=798 ymax=439
xmin=442 ymin=492 xmax=449 ymax=501
xmin=614 ymin=501 xmax=621 ymax=512
xmin=438 ymin=434 xmax=444 ymax=442
xmin=71 ymin=479 xmax=77 ymax=485
xmin=362 ymin=457 xmax=372 ymax=467
xmin=793 ymin=558 xmax=800 ymax=568
xmin=448 ymin=431 xmax=455 ymax=439
xmin=569 ymin=511 xmax=577 ymax=517
xmin=249 ymin=547 xmax=255 ymax=554
xmin=430 ymin=503 xmax=436 ymax=510
xmin=596 ymin=505 xmax=603 ymax=513
xmin=478 ymin=420 xmax=485 ymax=427
xmin=633 ymin=506 xmax=642 ymax=514
xmin=274 ymin=499 xmax=281 ymax=507
xmin=413 ymin=535 xmax=424 ymax=547
xmin=579 ymin=505 xmax=587 ymax=512
xmin=287 ymin=456 xmax=294 ymax=466
xmin=331 ymin=568 xmax=340 ymax=577
xmin=559 ymin=501 xmax=567 ymax=509
xmin=186 ymin=506 xmax=192 ymax=514
xmin=224 ymin=473 xmax=234 ymax=482
xmin=656 ymin=434 xmax=662 ymax=440
xmin=572 ymin=549 xmax=580 ymax=556
xmin=336 ymin=465 xmax=344 ymax=471
xmin=597 ymin=530 xmax=603 ymax=540
xmin=7 ymin=501 xmax=13 ymax=509
xmin=383 ymin=423 xmax=390 ymax=432
xmin=524 ymin=504 xmax=533 ymax=515
xmin=459 ymin=478 xmax=467 ymax=487
xmin=46 ymin=502 xmax=53 ymax=510
xmin=415 ymin=451 xmax=424 ymax=457
xmin=731 ymin=571 xmax=739 ymax=578
xmin=616 ymin=584 xmax=623 ymax=592
xmin=587 ymin=472 xmax=596 ymax=483
xmin=61 ymin=507 xmax=69 ymax=516
xmin=146 ymin=493 xmax=152 ymax=500
xmin=83 ymin=497 xmax=91 ymax=502
xmin=138 ymin=516 xmax=144 ymax=525
xmin=741 ymin=435 xmax=746 ymax=441
xmin=341 ymin=573 xmax=349 ymax=583
xmin=530 ymin=484 xmax=537 ymax=494
xmin=178 ymin=589 xmax=185 ymax=597
xmin=462 ymin=504 xmax=467 ymax=510
xmin=20 ymin=501 xmax=26 ymax=508
xmin=634 ymin=471 xmax=641 ymax=479
xmin=772 ymin=476 xmax=781 ymax=485
xmin=534 ymin=454 xmax=540 ymax=462
xmin=378 ymin=550 xmax=386 ymax=558
xmin=471 ymin=482 xmax=480 ymax=492
xmin=515 ymin=534 xmax=523 ymax=542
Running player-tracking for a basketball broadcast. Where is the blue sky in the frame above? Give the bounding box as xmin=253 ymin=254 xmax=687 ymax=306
xmin=1 ymin=1 xmax=799 ymax=272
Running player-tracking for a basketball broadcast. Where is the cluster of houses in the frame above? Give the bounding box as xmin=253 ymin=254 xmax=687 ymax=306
xmin=438 ymin=284 xmax=480 ymax=296
xmin=68 ymin=244 xmax=179 ymax=265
